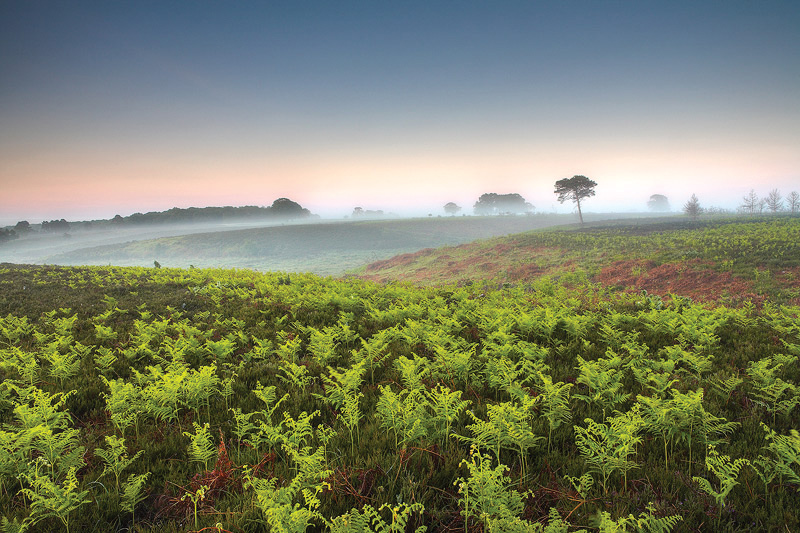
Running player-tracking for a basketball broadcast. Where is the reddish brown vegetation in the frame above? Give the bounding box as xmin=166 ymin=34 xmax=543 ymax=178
xmin=153 ymin=435 xmax=248 ymax=523
xmin=594 ymin=259 xmax=762 ymax=304
xmin=365 ymin=248 xmax=436 ymax=272
xmin=360 ymin=242 xmax=796 ymax=305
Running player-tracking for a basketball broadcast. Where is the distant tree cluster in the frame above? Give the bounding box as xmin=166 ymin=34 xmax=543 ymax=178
xmin=352 ymin=207 xmax=385 ymax=217
xmin=647 ymin=194 xmax=671 ymax=212
xmin=681 ymin=195 xmax=732 ymax=219
xmin=443 ymin=202 xmax=462 ymax=216
xmin=4 ymin=199 xmax=315 ymax=243
xmin=41 ymin=219 xmax=71 ymax=233
xmin=14 ymin=221 xmax=32 ymax=233
xmin=468 ymin=175 xmax=597 ymax=224
xmin=0 ymin=229 xmax=17 ymax=243
xmin=119 ymin=198 xmax=313 ymax=225
xmin=680 ymin=188 xmax=799 ymax=220
xmin=473 ymin=193 xmax=533 ymax=215
xmin=739 ymin=189 xmax=799 ymax=215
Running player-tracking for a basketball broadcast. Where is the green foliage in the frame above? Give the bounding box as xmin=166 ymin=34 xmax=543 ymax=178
xmin=328 ymin=502 xmax=427 ymax=533
xmin=574 ymin=355 xmax=630 ymax=420
xmin=537 ymin=372 xmax=572 ymax=452
xmin=0 ymin=228 xmax=799 ymax=533
xmin=279 ymin=360 xmax=312 ymax=392
xmin=101 ymin=375 xmax=142 ymax=437
xmin=593 ymin=503 xmax=682 ymax=533
xmin=94 ymin=435 xmax=143 ymax=491
xmin=574 ymin=410 xmax=643 ymax=494
xmin=376 ymin=386 xmax=430 ymax=449
xmin=487 ymin=507 xmax=580 ymax=532
xmin=316 ymin=362 xmax=366 ymax=411
xmin=426 ymin=384 xmax=470 ymax=448
xmin=181 ymin=484 xmax=210 ymax=530
xmin=693 ymin=445 xmax=750 ymax=517
xmin=753 ymin=422 xmax=800 ymax=494
xmin=19 ymin=467 xmax=89 ymax=533
xmin=121 ymin=472 xmax=150 ymax=525
xmin=93 ymin=346 xmax=117 ymax=374
xmin=461 ymin=399 xmax=542 ymax=479
xmin=183 ymin=422 xmax=217 ymax=471
xmin=455 ymin=446 xmax=529 ymax=530
xmin=245 ymin=444 xmax=332 ymax=533
xmin=394 ymin=355 xmax=430 ymax=391
xmin=748 ymin=355 xmax=800 ymax=423
xmin=253 ymin=381 xmax=290 ymax=424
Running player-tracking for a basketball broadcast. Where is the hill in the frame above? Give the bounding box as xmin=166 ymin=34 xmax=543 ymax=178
xmin=1 ymin=215 xmax=800 ymax=531
xmin=27 ymin=213 xmax=633 ymax=274
xmin=358 ymin=216 xmax=800 ymax=305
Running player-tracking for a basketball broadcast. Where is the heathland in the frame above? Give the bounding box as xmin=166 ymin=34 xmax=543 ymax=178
xmin=0 ymin=215 xmax=798 ymax=532
xmin=2 ymin=213 xmax=646 ymax=274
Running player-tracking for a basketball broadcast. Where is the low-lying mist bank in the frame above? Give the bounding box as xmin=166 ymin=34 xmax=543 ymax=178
xmin=0 ymin=219 xmax=311 ymax=266
xmin=1 ymin=213 xmax=657 ymax=275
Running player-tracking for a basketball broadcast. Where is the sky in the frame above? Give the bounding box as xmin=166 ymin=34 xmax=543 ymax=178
xmin=1 ymin=0 xmax=799 ymax=225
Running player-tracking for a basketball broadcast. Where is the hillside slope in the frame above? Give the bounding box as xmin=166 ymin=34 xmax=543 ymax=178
xmin=358 ymin=216 xmax=800 ymax=305
xmin=35 ymin=214 xmax=629 ymax=274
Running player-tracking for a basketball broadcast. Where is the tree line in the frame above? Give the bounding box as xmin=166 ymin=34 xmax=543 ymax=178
xmin=684 ymin=188 xmax=800 ymax=219
xmin=114 ymin=198 xmax=313 ymax=225
xmin=2 ymin=199 xmax=314 ymax=242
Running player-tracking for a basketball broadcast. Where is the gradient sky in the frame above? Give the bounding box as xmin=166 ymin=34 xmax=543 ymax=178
xmin=1 ymin=1 xmax=798 ymax=225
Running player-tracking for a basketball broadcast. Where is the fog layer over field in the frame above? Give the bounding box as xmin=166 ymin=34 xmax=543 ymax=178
xmin=1 ymin=214 xmax=646 ymax=275
xmin=0 ymin=219 xmax=304 ymax=267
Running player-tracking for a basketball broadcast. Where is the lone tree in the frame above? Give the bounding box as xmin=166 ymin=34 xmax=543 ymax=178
xmin=554 ymin=175 xmax=596 ymax=224
xmin=765 ymin=189 xmax=784 ymax=213
xmin=443 ymin=202 xmax=462 ymax=216
xmin=683 ymin=194 xmax=702 ymax=219
xmin=647 ymin=194 xmax=671 ymax=212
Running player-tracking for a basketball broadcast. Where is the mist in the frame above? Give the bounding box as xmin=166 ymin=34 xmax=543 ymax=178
xmin=0 ymin=211 xmax=655 ymax=276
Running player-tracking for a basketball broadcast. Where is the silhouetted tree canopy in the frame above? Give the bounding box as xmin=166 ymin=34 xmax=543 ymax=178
xmin=121 ymin=200 xmax=313 ymax=225
xmin=41 ymin=219 xmax=70 ymax=232
xmin=13 ymin=221 xmax=31 ymax=233
xmin=554 ymin=175 xmax=596 ymax=224
xmin=473 ymin=193 xmax=532 ymax=215
xmin=647 ymin=194 xmax=671 ymax=212
xmin=269 ymin=197 xmax=311 ymax=218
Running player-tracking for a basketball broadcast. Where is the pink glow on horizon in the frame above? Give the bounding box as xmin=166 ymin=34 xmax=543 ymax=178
xmin=2 ymin=112 xmax=798 ymax=224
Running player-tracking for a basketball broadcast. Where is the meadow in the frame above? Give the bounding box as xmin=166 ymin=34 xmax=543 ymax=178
xmin=5 ymin=213 xmax=639 ymax=275
xmin=0 ymin=216 xmax=799 ymax=532
xmin=360 ymin=216 xmax=800 ymax=305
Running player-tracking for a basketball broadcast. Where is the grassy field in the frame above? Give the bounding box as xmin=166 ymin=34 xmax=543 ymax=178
xmin=0 ymin=216 xmax=799 ymax=532
xmin=14 ymin=213 xmax=647 ymax=275
xmin=358 ymin=215 xmax=800 ymax=306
